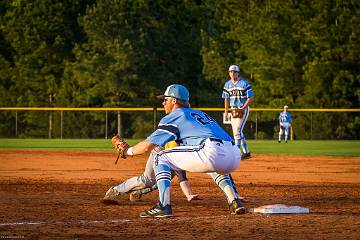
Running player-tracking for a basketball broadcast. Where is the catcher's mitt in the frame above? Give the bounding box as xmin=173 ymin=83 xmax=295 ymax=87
xmin=231 ymin=108 xmax=244 ymax=118
xmin=111 ymin=134 xmax=130 ymax=164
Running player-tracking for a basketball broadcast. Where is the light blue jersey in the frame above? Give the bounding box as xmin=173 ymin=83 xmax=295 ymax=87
xmin=222 ymin=79 xmax=254 ymax=107
xmin=279 ymin=112 xmax=292 ymax=125
xmin=146 ymin=108 xmax=233 ymax=146
xmin=278 ymin=111 xmax=292 ymax=142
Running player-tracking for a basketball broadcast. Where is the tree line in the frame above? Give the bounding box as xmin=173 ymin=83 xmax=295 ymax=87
xmin=0 ymin=0 xmax=359 ymax=139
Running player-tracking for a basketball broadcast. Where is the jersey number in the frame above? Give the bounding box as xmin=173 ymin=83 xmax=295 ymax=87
xmin=190 ymin=112 xmax=215 ymax=126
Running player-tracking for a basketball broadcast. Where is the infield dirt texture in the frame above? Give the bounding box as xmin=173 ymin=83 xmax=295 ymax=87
xmin=0 ymin=150 xmax=359 ymax=239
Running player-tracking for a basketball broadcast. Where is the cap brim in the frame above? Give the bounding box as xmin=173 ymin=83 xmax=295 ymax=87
xmin=157 ymin=95 xmax=189 ymax=101
xmin=156 ymin=95 xmax=166 ymax=100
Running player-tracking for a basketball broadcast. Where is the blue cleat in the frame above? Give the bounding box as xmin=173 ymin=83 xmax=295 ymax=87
xmin=241 ymin=152 xmax=252 ymax=160
xmin=140 ymin=203 xmax=173 ymax=218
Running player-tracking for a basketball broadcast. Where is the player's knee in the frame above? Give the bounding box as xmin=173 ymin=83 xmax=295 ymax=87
xmin=174 ymin=170 xmax=188 ymax=182
xmin=150 ymin=148 xmax=164 ymax=167
xmin=138 ymin=175 xmax=156 ymax=187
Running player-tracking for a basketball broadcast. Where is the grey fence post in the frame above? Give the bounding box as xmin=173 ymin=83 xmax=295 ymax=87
xmin=117 ymin=111 xmax=122 ymax=137
xmin=60 ymin=110 xmax=63 ymax=139
xmin=105 ymin=111 xmax=108 ymax=139
xmin=48 ymin=111 xmax=52 ymax=139
xmin=15 ymin=111 xmax=18 ymax=137
xmin=255 ymin=111 xmax=258 ymax=139
xmin=310 ymin=112 xmax=313 ymax=140
xmin=153 ymin=107 xmax=157 ymax=131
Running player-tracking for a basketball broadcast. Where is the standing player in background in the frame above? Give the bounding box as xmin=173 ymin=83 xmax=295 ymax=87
xmin=222 ymin=65 xmax=254 ymax=159
xmin=111 ymin=84 xmax=245 ymax=217
xmin=278 ymin=105 xmax=292 ymax=143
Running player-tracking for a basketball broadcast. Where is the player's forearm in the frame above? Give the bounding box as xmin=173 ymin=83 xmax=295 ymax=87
xmin=242 ymin=98 xmax=252 ymax=109
xmin=224 ymin=99 xmax=229 ymax=112
xmin=180 ymin=181 xmax=193 ymax=197
xmin=128 ymin=140 xmax=157 ymax=156
xmin=179 ymin=180 xmax=199 ymax=202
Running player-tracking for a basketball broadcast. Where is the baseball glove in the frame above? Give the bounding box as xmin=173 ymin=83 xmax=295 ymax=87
xmin=231 ymin=108 xmax=244 ymax=118
xmin=111 ymin=134 xmax=130 ymax=164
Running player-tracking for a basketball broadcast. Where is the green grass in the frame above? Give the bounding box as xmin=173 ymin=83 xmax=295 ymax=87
xmin=0 ymin=139 xmax=359 ymax=156
xmin=247 ymin=140 xmax=360 ymax=156
xmin=0 ymin=139 xmax=141 ymax=151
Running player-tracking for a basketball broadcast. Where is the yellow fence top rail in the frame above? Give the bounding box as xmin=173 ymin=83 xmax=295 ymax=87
xmin=0 ymin=107 xmax=154 ymax=111
xmin=0 ymin=107 xmax=359 ymax=112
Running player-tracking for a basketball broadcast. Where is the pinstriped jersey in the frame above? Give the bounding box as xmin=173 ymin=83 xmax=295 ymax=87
xmin=222 ymin=79 xmax=254 ymax=108
xmin=146 ymin=108 xmax=233 ymax=146
xmin=279 ymin=112 xmax=292 ymax=124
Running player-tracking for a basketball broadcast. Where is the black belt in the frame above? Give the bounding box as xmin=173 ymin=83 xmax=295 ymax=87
xmin=209 ymin=138 xmax=235 ymax=146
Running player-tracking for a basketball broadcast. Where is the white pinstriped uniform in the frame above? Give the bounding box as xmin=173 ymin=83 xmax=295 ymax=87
xmin=139 ymin=84 xmax=244 ymax=217
xmin=147 ymin=107 xmax=241 ymax=206
xmin=278 ymin=110 xmax=292 ymax=142
xmin=222 ymin=78 xmax=254 ymax=154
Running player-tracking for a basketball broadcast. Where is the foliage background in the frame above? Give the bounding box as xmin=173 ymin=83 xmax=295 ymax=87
xmin=0 ymin=0 xmax=359 ymax=139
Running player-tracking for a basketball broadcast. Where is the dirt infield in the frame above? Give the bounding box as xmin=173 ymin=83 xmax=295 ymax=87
xmin=0 ymin=150 xmax=359 ymax=239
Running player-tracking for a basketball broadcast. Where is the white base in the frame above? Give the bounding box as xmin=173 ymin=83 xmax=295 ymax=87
xmin=248 ymin=204 xmax=309 ymax=214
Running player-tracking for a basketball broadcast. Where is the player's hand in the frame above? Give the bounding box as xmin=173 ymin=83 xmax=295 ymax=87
xmin=187 ymin=194 xmax=202 ymax=202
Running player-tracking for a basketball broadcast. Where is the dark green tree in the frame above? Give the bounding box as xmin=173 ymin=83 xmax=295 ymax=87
xmin=1 ymin=0 xmax=93 ymax=137
xmin=299 ymin=0 xmax=360 ymax=109
xmin=60 ymin=0 xmax=203 ymax=108
xmin=0 ymin=0 xmax=358 ymax=139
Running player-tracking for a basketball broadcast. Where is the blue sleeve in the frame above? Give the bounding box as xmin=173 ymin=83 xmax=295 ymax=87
xmin=145 ymin=112 xmax=181 ymax=146
xmin=146 ymin=128 xmax=176 ymax=147
xmin=247 ymin=88 xmax=254 ymax=98
xmin=222 ymin=82 xmax=229 ymax=99
xmin=245 ymin=81 xmax=255 ymax=98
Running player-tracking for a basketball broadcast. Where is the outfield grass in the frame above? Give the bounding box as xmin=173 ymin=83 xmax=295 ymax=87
xmin=0 ymin=139 xmax=359 ymax=156
xmin=0 ymin=139 xmax=141 ymax=151
xmin=248 ymin=140 xmax=360 ymax=156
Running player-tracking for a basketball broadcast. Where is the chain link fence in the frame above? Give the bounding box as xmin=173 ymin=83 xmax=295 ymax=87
xmin=0 ymin=108 xmax=359 ymax=140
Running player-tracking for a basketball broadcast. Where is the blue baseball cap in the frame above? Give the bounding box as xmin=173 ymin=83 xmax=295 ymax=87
xmin=157 ymin=84 xmax=190 ymax=101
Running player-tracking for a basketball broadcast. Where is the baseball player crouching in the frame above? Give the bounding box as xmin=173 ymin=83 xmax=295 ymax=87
xmin=102 ymin=141 xmax=200 ymax=204
xmin=278 ymin=105 xmax=292 ymax=143
xmin=111 ymin=84 xmax=245 ymax=218
xmin=222 ymin=65 xmax=254 ymax=159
